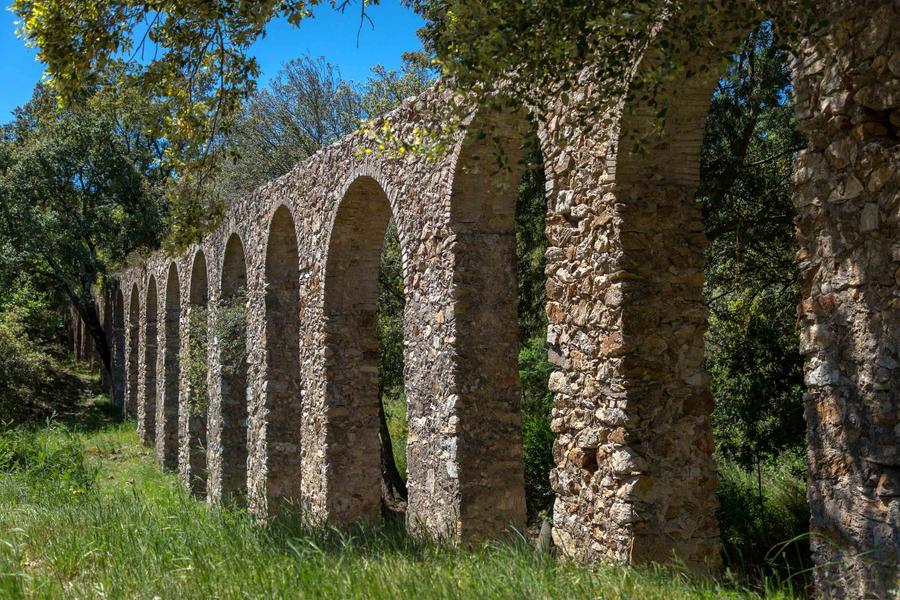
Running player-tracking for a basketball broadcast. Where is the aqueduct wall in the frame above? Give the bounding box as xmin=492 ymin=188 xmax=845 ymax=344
xmin=86 ymin=2 xmax=898 ymax=597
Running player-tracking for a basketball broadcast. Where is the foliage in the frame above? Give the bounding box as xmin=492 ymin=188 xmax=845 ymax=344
xmin=515 ymin=139 xmax=548 ymax=345
xmin=378 ymin=223 xmax=405 ymax=403
xmin=214 ymin=56 xmax=363 ymax=206
xmin=514 ymin=132 xmax=554 ymax=519
xmin=2 ymin=281 xmax=65 ymax=345
xmin=217 ymin=288 xmax=249 ymax=379
xmin=11 ymin=0 xmax=327 ymax=241
xmin=698 ymin=23 xmax=805 ymax=467
xmin=0 ymin=414 xmax=805 ymax=599
xmin=359 ymin=53 xmax=437 ymax=119
xmin=185 ymin=304 xmax=210 ymax=417
xmin=519 ymin=337 xmax=554 ymax=518
xmin=410 ymin=0 xmax=820 ymax=129
xmin=0 ymin=84 xmax=167 ymax=370
xmin=716 ymin=451 xmax=811 ymax=584
xmin=383 ymin=395 xmax=409 ymax=476
xmin=0 ymin=308 xmax=46 ymax=424
xmin=10 ymin=0 xmax=436 ymax=245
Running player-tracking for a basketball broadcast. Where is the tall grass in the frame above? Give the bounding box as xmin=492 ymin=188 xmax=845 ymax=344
xmin=0 ymin=418 xmax=804 ymax=599
xmin=717 ymin=451 xmax=811 ymax=589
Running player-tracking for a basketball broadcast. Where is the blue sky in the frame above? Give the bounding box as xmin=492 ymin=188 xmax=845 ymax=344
xmin=0 ymin=1 xmax=424 ymax=121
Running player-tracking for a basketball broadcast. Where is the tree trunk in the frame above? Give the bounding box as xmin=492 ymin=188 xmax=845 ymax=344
xmin=68 ymin=289 xmax=112 ymax=379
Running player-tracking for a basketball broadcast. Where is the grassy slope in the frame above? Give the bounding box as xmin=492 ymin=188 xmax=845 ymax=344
xmin=0 ymin=400 xmax=803 ymax=599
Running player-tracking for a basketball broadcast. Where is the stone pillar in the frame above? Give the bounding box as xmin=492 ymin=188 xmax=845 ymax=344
xmin=111 ymin=290 xmax=126 ymax=412
xmin=792 ymin=2 xmax=899 ymax=596
xmin=208 ymin=235 xmax=249 ymax=504
xmin=125 ymin=289 xmax=140 ymax=420
xmin=545 ymin=52 xmax=721 ymax=568
xmin=256 ymin=208 xmax=303 ymax=512
xmin=100 ymin=294 xmax=111 ymax=390
xmin=405 ymin=111 xmax=529 ymax=542
xmin=157 ymin=265 xmax=181 ymax=471
xmin=180 ymin=251 xmax=210 ymax=496
xmin=138 ymin=278 xmax=158 ymax=445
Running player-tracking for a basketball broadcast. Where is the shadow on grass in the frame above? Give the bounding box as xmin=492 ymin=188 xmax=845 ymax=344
xmin=3 ymin=353 xmax=119 ymax=435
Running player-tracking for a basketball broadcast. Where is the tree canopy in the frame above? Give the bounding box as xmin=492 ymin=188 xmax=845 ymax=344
xmin=0 ymin=84 xmax=168 ymax=371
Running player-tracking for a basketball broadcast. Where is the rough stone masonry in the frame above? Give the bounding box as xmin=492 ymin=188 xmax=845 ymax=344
xmin=90 ymin=2 xmax=897 ymax=597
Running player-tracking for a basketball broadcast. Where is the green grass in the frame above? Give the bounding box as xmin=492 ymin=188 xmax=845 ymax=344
xmin=383 ymin=393 xmax=408 ymax=476
xmin=0 ymin=401 xmax=805 ymax=599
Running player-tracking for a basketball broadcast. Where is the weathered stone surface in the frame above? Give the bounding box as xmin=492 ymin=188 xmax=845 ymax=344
xmin=791 ymin=2 xmax=900 ymax=596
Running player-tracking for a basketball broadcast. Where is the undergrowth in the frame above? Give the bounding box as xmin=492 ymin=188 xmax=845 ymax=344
xmin=0 ymin=405 xmax=807 ymax=599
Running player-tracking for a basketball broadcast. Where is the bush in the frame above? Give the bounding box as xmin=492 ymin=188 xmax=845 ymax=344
xmin=0 ymin=307 xmax=46 ymax=424
xmin=519 ymin=336 xmax=555 ymax=518
xmin=717 ymin=450 xmax=810 ymax=584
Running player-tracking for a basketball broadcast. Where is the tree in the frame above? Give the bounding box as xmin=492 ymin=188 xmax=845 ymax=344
xmin=0 ymin=85 xmax=167 ymax=378
xmin=409 ymin=0 xmax=819 ymax=116
xmin=697 ymin=23 xmax=805 ymax=467
xmin=213 ymin=56 xmax=363 ymax=206
xmin=11 ymin=0 xmax=391 ymax=245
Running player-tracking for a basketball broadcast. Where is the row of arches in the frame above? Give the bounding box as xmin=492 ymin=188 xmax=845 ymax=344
xmin=112 ymin=154 xmax=530 ymax=536
xmin=101 ymin=8 xmax=898 ymax=592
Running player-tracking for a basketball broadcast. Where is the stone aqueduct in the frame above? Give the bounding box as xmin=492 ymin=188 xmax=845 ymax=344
xmin=74 ymin=2 xmax=897 ymax=597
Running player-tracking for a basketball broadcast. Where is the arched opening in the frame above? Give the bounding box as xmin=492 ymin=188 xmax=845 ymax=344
xmin=447 ymin=109 xmax=537 ymax=540
xmin=142 ymin=276 xmax=159 ymax=445
xmin=159 ymin=263 xmax=181 ymax=470
xmin=186 ymin=251 xmax=210 ymax=495
xmin=219 ymin=233 xmax=249 ymax=501
xmin=591 ymin=19 xmax=813 ymax=576
xmin=112 ymin=289 xmax=126 ymax=411
xmin=263 ymin=206 xmax=302 ymax=506
xmin=695 ymin=24 xmax=809 ymax=580
xmin=323 ymin=176 xmax=405 ymax=525
xmin=126 ymin=285 xmax=140 ymax=420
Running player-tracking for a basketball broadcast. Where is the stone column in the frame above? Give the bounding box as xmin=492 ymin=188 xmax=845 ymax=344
xmin=157 ymin=265 xmax=181 ymax=471
xmin=138 ymin=279 xmax=158 ymax=446
xmin=792 ymin=2 xmax=899 ymax=596
xmin=111 ymin=290 xmax=126 ymax=412
xmin=125 ymin=290 xmax=140 ymax=420
xmin=544 ymin=49 xmax=722 ymax=567
xmin=100 ymin=294 xmax=111 ymax=390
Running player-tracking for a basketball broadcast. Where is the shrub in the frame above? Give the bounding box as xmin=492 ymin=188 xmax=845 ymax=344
xmin=185 ymin=304 xmax=210 ymax=416
xmin=0 ymin=307 xmax=46 ymax=424
xmin=717 ymin=450 xmax=810 ymax=584
xmin=519 ymin=336 xmax=555 ymax=518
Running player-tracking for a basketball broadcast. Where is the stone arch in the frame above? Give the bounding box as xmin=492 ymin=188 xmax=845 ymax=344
xmin=158 ymin=263 xmax=180 ymax=470
xmin=218 ymin=233 xmax=249 ymax=501
xmin=445 ymin=106 xmax=536 ymax=540
xmin=141 ymin=276 xmax=159 ymax=445
xmin=112 ymin=288 xmax=126 ymax=411
xmin=322 ymin=175 xmax=401 ymax=525
xmin=565 ymin=5 xmax=898 ymax=594
xmin=126 ymin=285 xmax=140 ymax=419
xmin=185 ymin=250 xmax=210 ymax=494
xmin=263 ymin=205 xmax=302 ymax=506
